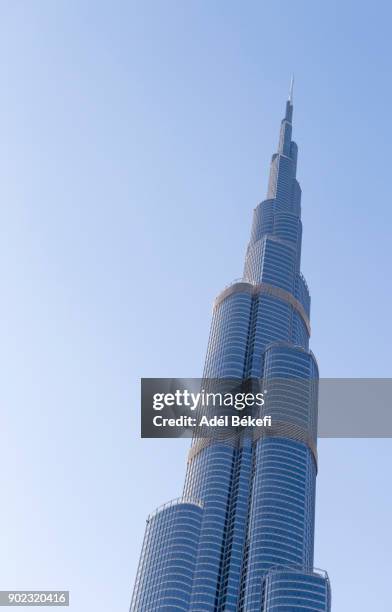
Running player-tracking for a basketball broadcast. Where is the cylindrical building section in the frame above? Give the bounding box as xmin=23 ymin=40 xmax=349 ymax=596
xmin=204 ymin=284 xmax=253 ymax=379
xmin=240 ymin=344 xmax=319 ymax=611
xmin=262 ymin=567 xmax=331 ymax=611
xmin=202 ymin=281 xmax=312 ymax=383
xmin=263 ymin=343 xmax=319 ymax=445
xmin=240 ymin=439 xmax=317 ymax=611
xmin=184 ymin=440 xmax=251 ymax=612
xmin=273 ymin=212 xmax=302 ymax=246
xmin=269 ymin=155 xmax=296 ymax=210
xmin=243 ymin=236 xmax=298 ymax=290
xmin=184 ymin=282 xmax=255 ymax=611
xmin=248 ymin=200 xmax=274 ymax=245
xmin=130 ymin=498 xmax=203 ymax=611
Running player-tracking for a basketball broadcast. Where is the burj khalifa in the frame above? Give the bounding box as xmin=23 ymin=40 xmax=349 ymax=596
xmin=131 ymin=83 xmax=332 ymax=611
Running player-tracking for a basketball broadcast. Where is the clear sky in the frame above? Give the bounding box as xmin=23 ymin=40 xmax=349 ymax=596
xmin=1 ymin=1 xmax=392 ymax=610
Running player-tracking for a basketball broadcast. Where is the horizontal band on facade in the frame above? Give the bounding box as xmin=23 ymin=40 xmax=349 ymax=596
xmin=264 ymin=565 xmax=329 ymax=581
xmin=147 ymin=496 xmax=204 ymax=521
xmin=213 ymin=281 xmax=311 ymax=336
xmin=187 ymin=423 xmax=318 ymax=467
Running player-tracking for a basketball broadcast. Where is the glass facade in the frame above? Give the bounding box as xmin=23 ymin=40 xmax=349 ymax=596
xmin=262 ymin=568 xmax=331 ymax=611
xmin=130 ymin=499 xmax=204 ymax=611
xmin=131 ymin=91 xmax=331 ymax=611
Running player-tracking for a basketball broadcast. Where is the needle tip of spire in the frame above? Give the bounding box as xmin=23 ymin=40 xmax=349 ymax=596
xmin=289 ymin=75 xmax=294 ymax=103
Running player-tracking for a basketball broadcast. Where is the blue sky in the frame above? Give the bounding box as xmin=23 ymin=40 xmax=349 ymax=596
xmin=1 ymin=1 xmax=392 ymax=610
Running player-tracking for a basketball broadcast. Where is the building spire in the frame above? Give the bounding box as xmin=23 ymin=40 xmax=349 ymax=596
xmin=284 ymin=75 xmax=294 ymax=123
xmin=289 ymin=74 xmax=294 ymax=103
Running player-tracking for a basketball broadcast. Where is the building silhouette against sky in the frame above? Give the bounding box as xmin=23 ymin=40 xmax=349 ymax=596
xmin=131 ymin=84 xmax=332 ymax=611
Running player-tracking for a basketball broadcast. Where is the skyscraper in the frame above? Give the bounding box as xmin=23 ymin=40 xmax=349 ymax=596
xmin=131 ymin=85 xmax=332 ymax=611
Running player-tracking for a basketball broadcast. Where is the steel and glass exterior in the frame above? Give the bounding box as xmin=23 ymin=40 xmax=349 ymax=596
xmin=130 ymin=499 xmax=204 ymax=611
xmin=131 ymin=91 xmax=331 ymax=611
xmin=262 ymin=567 xmax=331 ymax=611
